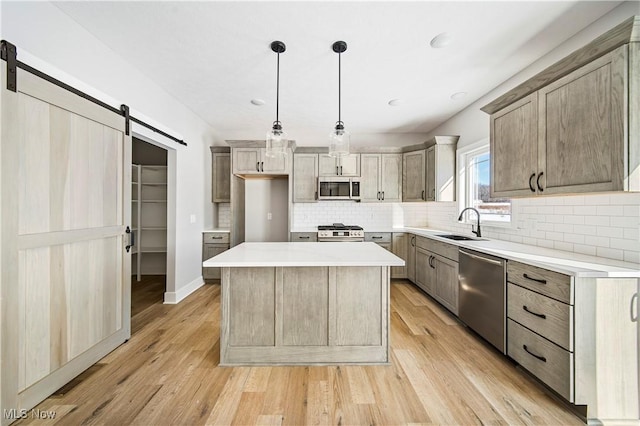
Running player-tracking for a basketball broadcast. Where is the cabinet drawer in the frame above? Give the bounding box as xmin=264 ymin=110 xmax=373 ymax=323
xmin=507 ymin=284 xmax=572 ymax=351
xmin=415 ymin=236 xmax=457 ymax=262
xmin=203 ymin=232 xmax=230 ymax=244
xmin=507 ymin=319 xmax=573 ymax=401
xmin=290 ymin=232 xmax=318 ymax=242
xmin=365 ymin=232 xmax=391 ymax=243
xmin=507 ymin=261 xmax=572 ymax=304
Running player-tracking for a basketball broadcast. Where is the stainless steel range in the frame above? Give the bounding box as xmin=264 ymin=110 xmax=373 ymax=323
xmin=317 ymin=223 xmax=364 ymax=242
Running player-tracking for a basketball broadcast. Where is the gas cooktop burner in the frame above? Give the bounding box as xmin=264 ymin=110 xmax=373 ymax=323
xmin=318 ymin=223 xmax=364 ymax=231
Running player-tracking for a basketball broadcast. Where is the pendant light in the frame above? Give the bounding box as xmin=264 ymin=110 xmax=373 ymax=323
xmin=265 ymin=40 xmax=288 ymax=158
xmin=328 ymin=41 xmax=349 ymax=158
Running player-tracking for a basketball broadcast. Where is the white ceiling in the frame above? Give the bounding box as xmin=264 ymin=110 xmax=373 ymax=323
xmin=53 ymin=1 xmax=621 ymax=147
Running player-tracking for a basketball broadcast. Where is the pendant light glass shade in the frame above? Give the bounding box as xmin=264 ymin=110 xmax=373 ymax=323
xmin=328 ymin=122 xmax=349 ymax=158
xmin=328 ymin=41 xmax=349 ymax=158
xmin=265 ymin=121 xmax=287 ymax=158
xmin=265 ymin=41 xmax=288 ymax=158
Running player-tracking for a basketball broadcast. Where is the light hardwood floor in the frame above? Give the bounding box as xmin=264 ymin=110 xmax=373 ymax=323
xmin=16 ymin=278 xmax=583 ymax=425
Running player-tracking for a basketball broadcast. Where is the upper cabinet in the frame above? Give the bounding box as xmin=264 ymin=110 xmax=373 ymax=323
xmin=318 ymin=153 xmax=360 ymax=176
xmin=233 ymin=147 xmax=289 ymax=175
xmin=483 ymin=16 xmax=640 ymax=197
xmin=402 ymin=150 xmax=425 ymax=202
xmin=402 ymin=136 xmax=458 ymax=202
xmin=293 ymin=153 xmax=319 ymax=202
xmin=210 ymin=148 xmax=231 ymax=203
xmin=360 ymin=153 xmax=402 ymax=202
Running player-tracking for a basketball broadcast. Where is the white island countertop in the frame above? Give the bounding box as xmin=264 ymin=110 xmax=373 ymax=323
xmin=203 ymin=242 xmax=405 ymax=267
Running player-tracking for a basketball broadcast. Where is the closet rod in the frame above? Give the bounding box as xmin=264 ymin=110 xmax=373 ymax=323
xmin=1 ymin=40 xmax=187 ymax=146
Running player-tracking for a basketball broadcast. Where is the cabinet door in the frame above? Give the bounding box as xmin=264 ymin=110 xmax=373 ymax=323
xmin=407 ymin=235 xmax=416 ymax=282
xmin=212 ymin=152 xmax=230 ymax=202
xmin=538 ymin=46 xmax=626 ymax=195
xmin=360 ymin=154 xmax=381 ymax=202
xmin=339 ymin=154 xmax=361 ymax=176
xmin=391 ymin=233 xmax=407 ymax=279
xmin=261 ymin=148 xmax=289 ymax=174
xmin=425 ymin=147 xmax=436 ymax=201
xmin=293 ymin=154 xmax=318 ymax=202
xmin=233 ymin=148 xmax=261 ymax=174
xmin=402 ymin=150 xmax=426 ymax=201
xmin=490 ymin=93 xmax=538 ymax=197
xmin=415 ymin=248 xmax=434 ymax=294
xmin=381 ymin=154 xmax=402 ymax=202
xmin=203 ymin=245 xmax=228 ymax=279
xmin=434 ymin=255 xmax=459 ymax=315
xmin=318 ymin=155 xmax=338 ymax=176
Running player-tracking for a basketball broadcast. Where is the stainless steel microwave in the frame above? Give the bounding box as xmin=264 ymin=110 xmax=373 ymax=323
xmin=317 ymin=177 xmax=361 ymax=201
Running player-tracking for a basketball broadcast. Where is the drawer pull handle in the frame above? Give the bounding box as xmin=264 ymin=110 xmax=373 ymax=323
xmin=372 ymin=236 xmax=383 ymax=239
xmin=211 ymin=236 xmax=223 ymax=239
xmin=299 ymin=236 xmax=310 ymax=239
xmin=523 ymin=345 xmax=547 ymax=362
xmin=523 ymin=305 xmax=546 ymax=319
xmin=523 ymin=273 xmax=547 ymax=284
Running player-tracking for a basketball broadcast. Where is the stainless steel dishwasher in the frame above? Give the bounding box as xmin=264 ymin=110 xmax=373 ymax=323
xmin=458 ymin=248 xmax=507 ymax=353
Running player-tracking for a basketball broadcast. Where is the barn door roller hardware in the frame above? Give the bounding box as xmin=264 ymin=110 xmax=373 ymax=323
xmin=0 ymin=39 xmax=187 ymax=146
xmin=0 ymin=40 xmax=17 ymax=92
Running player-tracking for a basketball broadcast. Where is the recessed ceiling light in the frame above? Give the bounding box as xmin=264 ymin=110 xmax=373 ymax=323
xmin=450 ymin=92 xmax=467 ymax=100
xmin=430 ymin=32 xmax=454 ymax=49
xmin=250 ymin=99 xmax=265 ymax=106
xmin=388 ymin=99 xmax=403 ymax=106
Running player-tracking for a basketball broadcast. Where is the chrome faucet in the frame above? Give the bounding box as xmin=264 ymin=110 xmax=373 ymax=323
xmin=458 ymin=207 xmax=481 ymax=238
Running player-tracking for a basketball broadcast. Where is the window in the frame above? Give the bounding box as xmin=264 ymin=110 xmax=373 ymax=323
xmin=457 ymin=140 xmax=511 ymax=224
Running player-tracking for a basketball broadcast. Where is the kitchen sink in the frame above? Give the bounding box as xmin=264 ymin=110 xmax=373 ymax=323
xmin=436 ymin=234 xmax=481 ymax=241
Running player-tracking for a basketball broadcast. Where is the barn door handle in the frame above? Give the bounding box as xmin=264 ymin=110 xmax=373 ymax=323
xmin=125 ymin=226 xmax=134 ymax=253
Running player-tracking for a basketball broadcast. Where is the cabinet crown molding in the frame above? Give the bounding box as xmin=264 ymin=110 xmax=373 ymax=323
xmin=482 ymin=15 xmax=639 ymax=114
xmin=225 ymin=140 xmax=297 ymax=151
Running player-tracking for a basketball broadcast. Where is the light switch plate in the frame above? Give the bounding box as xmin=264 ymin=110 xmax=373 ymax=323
xmin=190 ymin=214 xmax=196 ymax=224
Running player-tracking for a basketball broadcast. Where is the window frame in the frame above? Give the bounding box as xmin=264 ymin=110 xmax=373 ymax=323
xmin=456 ymin=138 xmax=514 ymax=228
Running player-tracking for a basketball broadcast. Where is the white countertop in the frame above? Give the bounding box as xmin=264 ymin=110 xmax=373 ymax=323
xmin=401 ymin=227 xmax=640 ymax=278
xmin=203 ymin=242 xmax=405 ymax=267
xmin=202 ymin=228 xmax=230 ymax=233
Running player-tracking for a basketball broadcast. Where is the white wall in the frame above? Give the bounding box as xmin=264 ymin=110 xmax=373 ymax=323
xmin=1 ymin=1 xmax=224 ymax=300
xmin=421 ymin=1 xmax=640 ymax=264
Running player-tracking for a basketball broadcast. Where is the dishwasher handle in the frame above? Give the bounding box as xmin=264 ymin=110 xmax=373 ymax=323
xmin=459 ymin=249 xmax=503 ymax=266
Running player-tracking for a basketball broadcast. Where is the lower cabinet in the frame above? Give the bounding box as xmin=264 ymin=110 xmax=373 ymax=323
xmin=203 ymin=232 xmax=230 ymax=280
xmin=414 ymin=235 xmax=459 ymax=315
xmin=407 ymin=235 xmax=416 ymax=282
xmin=290 ymin=232 xmax=318 ymax=242
xmin=391 ymin=233 xmax=408 ymax=279
xmin=506 ymin=260 xmax=639 ymax=422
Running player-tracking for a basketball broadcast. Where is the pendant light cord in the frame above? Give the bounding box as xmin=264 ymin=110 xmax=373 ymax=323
xmin=276 ymin=51 xmax=280 ymax=124
xmin=338 ymin=51 xmax=341 ymax=124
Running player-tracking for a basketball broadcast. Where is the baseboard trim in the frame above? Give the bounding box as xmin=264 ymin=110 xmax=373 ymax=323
xmin=163 ymin=275 xmax=204 ymax=304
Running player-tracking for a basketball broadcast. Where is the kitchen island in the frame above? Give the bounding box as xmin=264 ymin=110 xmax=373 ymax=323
xmin=202 ymin=242 xmax=404 ymax=365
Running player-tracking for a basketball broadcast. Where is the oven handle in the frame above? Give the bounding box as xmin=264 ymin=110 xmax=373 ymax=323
xmin=459 ymin=249 xmax=503 ymax=266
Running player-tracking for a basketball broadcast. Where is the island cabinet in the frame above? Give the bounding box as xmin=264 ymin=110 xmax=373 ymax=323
xmin=483 ymin=16 xmax=640 ymax=197
xmin=505 ymin=260 xmax=639 ymax=423
xmin=414 ymin=236 xmax=459 ymax=315
xmin=318 ymin=153 xmax=360 ymax=176
xmin=205 ymin=242 xmax=403 ymax=365
xmin=232 ymin=147 xmax=289 ymax=175
xmin=360 ymin=154 xmax=402 ymax=202
xmin=292 ymin=153 xmax=318 ymax=202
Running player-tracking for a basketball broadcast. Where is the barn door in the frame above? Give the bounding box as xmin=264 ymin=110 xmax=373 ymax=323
xmin=1 ymin=64 xmax=131 ymax=417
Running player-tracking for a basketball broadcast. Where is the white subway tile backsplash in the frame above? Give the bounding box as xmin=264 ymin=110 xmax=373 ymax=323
xmin=290 ymin=192 xmax=639 ymax=264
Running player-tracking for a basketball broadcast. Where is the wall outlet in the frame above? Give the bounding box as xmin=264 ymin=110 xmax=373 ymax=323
xmin=267 ymin=212 xmax=272 ymax=220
